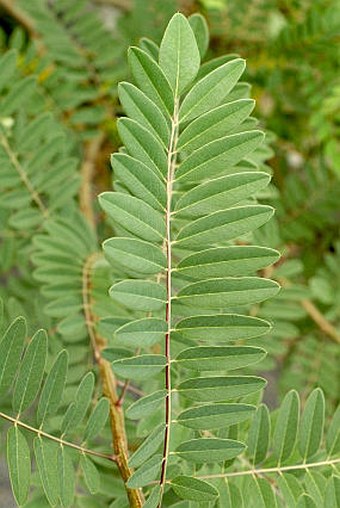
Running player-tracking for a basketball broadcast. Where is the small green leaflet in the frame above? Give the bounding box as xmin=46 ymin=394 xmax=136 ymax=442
xmin=99 ymin=192 xmax=165 ymax=244
xmin=178 ymin=99 xmax=254 ymax=153
xmin=118 ymin=82 xmax=170 ymax=146
xmin=84 ymin=397 xmax=110 ymax=442
xmin=111 ymin=354 xmax=166 ymax=380
xmin=326 ymin=405 xmax=340 ymax=456
xmin=175 ymin=205 xmax=274 ymax=250
xmin=13 ymin=329 xmax=47 ymax=414
xmin=159 ymin=13 xmax=200 ymax=95
xmin=126 ymin=390 xmax=166 ymax=420
xmin=170 ymin=476 xmax=219 ymax=502
xmin=175 ymin=277 xmax=280 ymax=309
xmin=129 ymin=424 xmax=164 ymax=468
xmin=296 ymin=494 xmax=317 ymax=508
xmin=115 ymin=318 xmax=167 ymax=348
xmin=37 ymin=350 xmax=68 ymax=426
xmin=174 ymin=438 xmax=245 ymax=463
xmin=34 ymin=438 xmax=59 ymax=507
xmin=61 ymin=372 xmax=94 ymax=435
xmin=127 ymin=454 xmax=162 ymax=489
xmin=177 ymin=376 xmax=266 ymax=402
xmin=7 ymin=426 xmax=31 ymax=506
xmin=175 ymin=246 xmax=280 ymax=279
xmin=128 ymin=46 xmax=174 ymax=115
xmin=188 ymin=13 xmax=209 ymax=58
xmin=299 ymin=388 xmax=325 ymax=460
xmin=58 ymin=446 xmax=75 ymax=508
xmin=179 ymin=58 xmax=246 ymax=122
xmin=247 ymin=404 xmax=270 ymax=464
xmin=177 ymin=403 xmax=255 ymax=430
xmin=174 ymin=172 xmax=270 ymax=217
xmin=175 ymin=346 xmax=266 ymax=371
xmin=173 ymin=313 xmax=271 ymax=341
xmin=273 ymin=390 xmax=300 ymax=464
xmin=117 ymin=118 xmax=167 ymax=176
xmin=80 ymin=455 xmax=100 ymax=494
xmin=103 ymin=237 xmax=166 ymax=276
xmin=111 ymin=154 xmax=166 ymax=211
xmin=109 ymin=280 xmax=166 ymax=312
xmin=0 ymin=316 xmax=26 ymax=396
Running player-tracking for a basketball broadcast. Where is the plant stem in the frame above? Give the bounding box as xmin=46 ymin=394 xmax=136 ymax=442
xmin=159 ymin=99 xmax=179 ymax=502
xmin=80 ymin=133 xmax=105 ymax=231
xmin=302 ymin=299 xmax=340 ymax=344
xmin=0 ymin=411 xmax=115 ymax=462
xmin=0 ymin=134 xmax=49 ymax=218
xmin=195 ymin=457 xmax=340 ymax=480
xmin=82 ymin=253 xmax=144 ymax=508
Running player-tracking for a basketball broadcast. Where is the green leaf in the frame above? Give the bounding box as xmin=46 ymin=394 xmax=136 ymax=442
xmin=111 ymin=153 xmax=166 ymax=211
xmin=189 ymin=13 xmax=209 ymax=59
xmin=326 ymin=405 xmax=340 ymax=456
xmin=139 ymin=37 xmax=159 ymax=60
xmin=170 ymin=476 xmax=219 ymax=502
xmin=174 ymin=438 xmax=245 ymax=463
xmin=99 ymin=192 xmax=164 ymax=244
xmin=34 ymin=438 xmax=59 ymax=507
xmin=115 ymin=318 xmax=167 ymax=348
xmin=129 ymin=424 xmax=164 ymax=468
xmin=178 ymin=99 xmax=255 ymax=153
xmin=277 ymin=473 xmax=303 ymax=508
xmin=175 ymin=172 xmax=270 ymax=217
xmin=7 ymin=426 xmax=31 ymax=506
xmin=177 ymin=376 xmax=266 ymax=402
xmin=1 ymin=76 xmax=36 ymax=115
xmin=159 ymin=13 xmax=200 ymax=95
xmin=118 ymin=82 xmax=170 ymax=146
xmin=0 ymin=317 xmax=26 ymax=396
xmin=324 ymin=475 xmax=340 ymax=508
xmin=84 ymin=398 xmax=110 ymax=442
xmin=179 ymin=58 xmax=245 ymax=122
xmin=304 ymin=470 xmax=326 ymax=507
xmin=246 ymin=477 xmax=278 ymax=508
xmin=144 ymin=486 xmax=161 ymax=508
xmin=175 ymin=205 xmax=274 ymax=250
xmin=299 ymin=388 xmax=325 ymax=460
xmin=176 ymin=130 xmax=264 ymax=182
xmin=80 ymin=455 xmax=100 ymax=494
xmin=176 ymin=246 xmax=280 ymax=279
xmin=110 ymin=280 xmax=166 ymax=312
xmin=177 ymin=403 xmax=255 ymax=429
xmin=175 ymin=346 xmax=266 ymax=371
xmin=37 ymin=350 xmax=68 ymax=426
xmin=0 ymin=49 xmax=17 ymax=92
xmin=126 ymin=390 xmax=166 ymax=420
xmin=117 ymin=118 xmax=167 ymax=177
xmin=61 ymin=372 xmax=94 ymax=435
xmin=247 ymin=404 xmax=270 ymax=464
xmin=217 ymin=480 xmax=243 ymax=508
xmin=127 ymin=454 xmax=162 ymax=489
xmin=296 ymin=494 xmax=317 ymax=508
xmin=173 ymin=313 xmax=271 ymax=341
xmin=273 ymin=390 xmax=300 ymax=464
xmin=128 ymin=46 xmax=173 ymax=115
xmin=13 ymin=329 xmax=47 ymax=413
xmin=58 ymin=446 xmax=74 ymax=508
xmin=103 ymin=237 xmax=166 ymax=276
xmin=176 ymin=277 xmax=280 ymax=309
xmin=111 ymin=354 xmax=166 ymax=380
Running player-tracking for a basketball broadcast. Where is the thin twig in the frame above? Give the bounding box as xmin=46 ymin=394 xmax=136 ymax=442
xmin=194 ymin=457 xmax=340 ymax=480
xmin=82 ymin=253 xmax=144 ymax=508
xmin=0 ymin=411 xmax=116 ymax=462
xmin=79 ymin=133 xmax=105 ymax=230
xmin=302 ymin=299 xmax=340 ymax=344
xmin=0 ymin=134 xmax=49 ymax=218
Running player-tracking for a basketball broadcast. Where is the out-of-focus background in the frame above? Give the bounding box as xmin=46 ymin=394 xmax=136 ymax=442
xmin=0 ymin=0 xmax=339 ymax=505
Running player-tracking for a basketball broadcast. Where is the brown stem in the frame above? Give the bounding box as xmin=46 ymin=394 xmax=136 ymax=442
xmin=82 ymin=253 xmax=144 ymax=508
xmin=0 ymin=0 xmax=36 ymax=37
xmin=302 ymin=299 xmax=340 ymax=344
xmin=79 ymin=133 xmax=105 ymax=230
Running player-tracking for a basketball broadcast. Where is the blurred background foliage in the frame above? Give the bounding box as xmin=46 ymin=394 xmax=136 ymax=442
xmin=0 ymin=0 xmax=339 ymax=409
